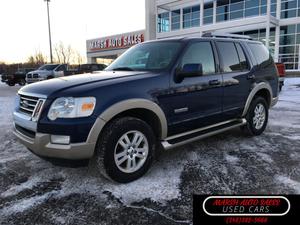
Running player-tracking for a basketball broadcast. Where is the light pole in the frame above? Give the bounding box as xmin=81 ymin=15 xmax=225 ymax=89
xmin=45 ymin=0 xmax=53 ymax=63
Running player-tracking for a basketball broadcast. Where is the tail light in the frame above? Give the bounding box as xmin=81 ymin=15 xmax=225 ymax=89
xmin=276 ymin=63 xmax=286 ymax=77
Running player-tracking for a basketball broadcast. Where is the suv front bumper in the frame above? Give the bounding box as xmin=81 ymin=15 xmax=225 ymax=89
xmin=13 ymin=111 xmax=97 ymax=160
xmin=13 ymin=128 xmax=95 ymax=160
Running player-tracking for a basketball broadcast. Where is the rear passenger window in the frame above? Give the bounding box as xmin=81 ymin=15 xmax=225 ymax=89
xmin=248 ymin=43 xmax=273 ymax=68
xmin=181 ymin=42 xmax=216 ymax=75
xmin=217 ymin=41 xmax=241 ymax=73
xmin=235 ymin=43 xmax=249 ymax=71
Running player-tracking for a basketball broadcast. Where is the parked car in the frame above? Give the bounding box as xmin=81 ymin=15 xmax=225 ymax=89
xmin=276 ymin=63 xmax=286 ymax=91
xmin=26 ymin=64 xmax=68 ymax=84
xmin=13 ymin=33 xmax=279 ymax=183
xmin=65 ymin=63 xmax=107 ymax=76
xmin=1 ymin=68 xmax=36 ymax=86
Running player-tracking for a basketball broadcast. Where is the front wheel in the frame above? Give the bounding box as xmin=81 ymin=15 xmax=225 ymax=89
xmin=241 ymin=97 xmax=269 ymax=136
xmin=92 ymin=117 xmax=156 ymax=183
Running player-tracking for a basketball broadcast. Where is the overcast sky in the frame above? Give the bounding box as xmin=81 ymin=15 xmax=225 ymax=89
xmin=0 ymin=0 xmax=145 ymax=63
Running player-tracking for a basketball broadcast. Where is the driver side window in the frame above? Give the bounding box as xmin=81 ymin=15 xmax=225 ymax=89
xmin=57 ymin=65 xmax=66 ymax=71
xmin=181 ymin=42 xmax=216 ymax=75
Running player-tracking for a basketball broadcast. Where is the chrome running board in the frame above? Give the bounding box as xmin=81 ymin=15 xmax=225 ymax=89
xmin=161 ymin=119 xmax=247 ymax=150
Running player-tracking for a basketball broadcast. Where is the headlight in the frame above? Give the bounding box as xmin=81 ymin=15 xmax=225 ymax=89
xmin=48 ymin=97 xmax=96 ymax=121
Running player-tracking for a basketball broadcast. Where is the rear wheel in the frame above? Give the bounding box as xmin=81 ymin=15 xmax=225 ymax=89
xmin=92 ymin=117 xmax=156 ymax=183
xmin=241 ymin=97 xmax=269 ymax=136
xmin=7 ymin=81 xmax=15 ymax=86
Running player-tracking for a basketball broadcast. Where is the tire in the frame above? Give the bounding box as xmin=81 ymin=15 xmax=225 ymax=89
xmin=19 ymin=79 xmax=26 ymax=86
xmin=47 ymin=76 xmax=54 ymax=80
xmin=241 ymin=97 xmax=269 ymax=136
xmin=7 ymin=81 xmax=15 ymax=86
xmin=92 ymin=117 xmax=156 ymax=183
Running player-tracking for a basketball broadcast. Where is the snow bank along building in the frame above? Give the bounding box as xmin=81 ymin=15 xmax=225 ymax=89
xmin=87 ymin=0 xmax=300 ymax=71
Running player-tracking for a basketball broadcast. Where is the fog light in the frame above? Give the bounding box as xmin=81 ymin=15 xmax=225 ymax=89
xmin=50 ymin=135 xmax=70 ymax=145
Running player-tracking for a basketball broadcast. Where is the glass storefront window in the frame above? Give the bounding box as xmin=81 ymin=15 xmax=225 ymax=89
xmin=280 ymin=35 xmax=296 ymax=45
xmin=279 ymin=24 xmax=300 ymax=70
xmin=245 ymin=7 xmax=260 ymax=17
xmin=230 ymin=10 xmax=244 ymax=19
xmin=230 ymin=1 xmax=244 ymax=12
xmin=204 ymin=3 xmax=213 ymax=25
xmin=183 ymin=5 xmax=200 ymax=29
xmin=245 ymin=0 xmax=259 ymax=9
xmin=281 ymin=0 xmax=300 ymax=18
xmin=171 ymin=9 xmax=180 ymax=31
xmin=158 ymin=12 xmax=170 ymax=33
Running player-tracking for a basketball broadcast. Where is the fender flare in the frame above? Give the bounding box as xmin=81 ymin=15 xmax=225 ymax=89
xmin=86 ymin=99 xmax=168 ymax=145
xmin=242 ymin=82 xmax=273 ymax=117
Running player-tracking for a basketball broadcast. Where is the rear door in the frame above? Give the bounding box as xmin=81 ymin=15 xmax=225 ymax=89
xmin=215 ymin=41 xmax=253 ymax=120
xmin=163 ymin=40 xmax=223 ymax=135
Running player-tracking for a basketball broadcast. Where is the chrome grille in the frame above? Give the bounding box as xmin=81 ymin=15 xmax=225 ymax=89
xmin=19 ymin=95 xmax=39 ymax=116
xmin=18 ymin=94 xmax=46 ymax=121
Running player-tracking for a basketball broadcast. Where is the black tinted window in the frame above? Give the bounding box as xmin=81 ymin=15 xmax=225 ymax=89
xmin=217 ymin=41 xmax=241 ymax=73
xmin=91 ymin=65 xmax=100 ymax=70
xmin=235 ymin=43 xmax=249 ymax=71
xmin=248 ymin=43 xmax=273 ymax=67
xmin=181 ymin=42 xmax=216 ymax=75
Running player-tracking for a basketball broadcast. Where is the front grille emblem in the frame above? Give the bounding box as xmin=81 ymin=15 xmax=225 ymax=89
xmin=22 ymin=100 xmax=29 ymax=107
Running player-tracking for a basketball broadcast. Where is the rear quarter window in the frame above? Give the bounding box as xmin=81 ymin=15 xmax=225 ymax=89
xmin=248 ymin=43 xmax=273 ymax=68
xmin=216 ymin=41 xmax=242 ymax=73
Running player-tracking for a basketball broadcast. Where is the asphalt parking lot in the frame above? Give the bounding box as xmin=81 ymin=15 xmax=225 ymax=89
xmin=0 ymin=78 xmax=300 ymax=225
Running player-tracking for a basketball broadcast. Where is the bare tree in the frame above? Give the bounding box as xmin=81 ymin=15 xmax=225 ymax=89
xmin=73 ymin=50 xmax=85 ymax=65
xmin=27 ymin=51 xmax=48 ymax=65
xmin=54 ymin=42 xmax=74 ymax=64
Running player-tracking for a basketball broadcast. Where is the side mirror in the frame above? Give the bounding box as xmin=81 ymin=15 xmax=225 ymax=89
xmin=176 ymin=64 xmax=203 ymax=80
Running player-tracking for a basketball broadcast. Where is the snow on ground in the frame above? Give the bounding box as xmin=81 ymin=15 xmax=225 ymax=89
xmin=0 ymin=79 xmax=300 ymax=224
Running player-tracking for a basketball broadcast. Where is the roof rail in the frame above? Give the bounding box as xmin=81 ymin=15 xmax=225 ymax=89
xmin=202 ymin=32 xmax=252 ymax=40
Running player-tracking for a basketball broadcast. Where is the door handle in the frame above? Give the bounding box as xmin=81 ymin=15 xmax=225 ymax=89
xmin=209 ymin=80 xmax=221 ymax=86
xmin=247 ymin=74 xmax=255 ymax=80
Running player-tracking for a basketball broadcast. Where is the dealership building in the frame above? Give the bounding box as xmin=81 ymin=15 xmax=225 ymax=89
xmin=87 ymin=0 xmax=300 ymax=70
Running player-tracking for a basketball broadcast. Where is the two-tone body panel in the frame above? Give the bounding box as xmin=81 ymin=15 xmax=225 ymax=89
xmin=13 ymin=37 xmax=279 ymax=160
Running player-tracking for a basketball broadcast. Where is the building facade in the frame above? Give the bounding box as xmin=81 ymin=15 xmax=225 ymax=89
xmin=146 ymin=0 xmax=300 ymax=70
xmin=87 ymin=30 xmax=145 ymax=64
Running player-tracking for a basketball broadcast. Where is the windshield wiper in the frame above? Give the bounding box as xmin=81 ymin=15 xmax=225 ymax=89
xmin=112 ymin=67 xmax=135 ymax=71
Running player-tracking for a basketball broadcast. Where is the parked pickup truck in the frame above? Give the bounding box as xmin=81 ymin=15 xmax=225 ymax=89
xmin=65 ymin=63 xmax=107 ymax=76
xmin=26 ymin=64 xmax=68 ymax=84
xmin=13 ymin=33 xmax=279 ymax=183
xmin=1 ymin=68 xmax=35 ymax=86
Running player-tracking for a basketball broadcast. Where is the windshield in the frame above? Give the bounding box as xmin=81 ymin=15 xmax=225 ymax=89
xmin=105 ymin=41 xmax=182 ymax=71
xmin=38 ymin=64 xmax=59 ymax=71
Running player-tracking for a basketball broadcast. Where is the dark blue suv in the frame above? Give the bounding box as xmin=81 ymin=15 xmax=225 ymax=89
xmin=13 ymin=33 xmax=279 ymax=183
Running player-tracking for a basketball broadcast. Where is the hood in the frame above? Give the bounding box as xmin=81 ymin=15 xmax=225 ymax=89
xmin=19 ymin=71 xmax=151 ymax=97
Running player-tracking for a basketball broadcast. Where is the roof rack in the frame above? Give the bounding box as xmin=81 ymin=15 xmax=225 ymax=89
xmin=202 ymin=32 xmax=252 ymax=40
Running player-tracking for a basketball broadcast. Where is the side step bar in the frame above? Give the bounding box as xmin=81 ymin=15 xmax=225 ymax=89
xmin=161 ymin=119 xmax=247 ymax=150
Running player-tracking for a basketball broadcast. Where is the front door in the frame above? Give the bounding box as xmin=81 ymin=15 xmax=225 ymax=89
xmin=161 ymin=41 xmax=223 ymax=136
